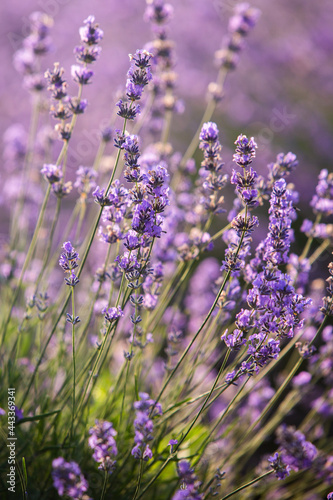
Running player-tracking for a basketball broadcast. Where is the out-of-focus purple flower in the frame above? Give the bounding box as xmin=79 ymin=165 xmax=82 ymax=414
xmin=14 ymin=12 xmax=53 ymax=79
xmin=15 ymin=406 xmax=24 ymax=421
xmin=276 ymin=425 xmax=318 ymax=472
xmin=215 ymin=3 xmax=260 ymax=71
xmin=52 ymin=457 xmax=88 ymax=499
xmin=310 ymin=169 xmax=333 ymax=216
xmin=3 ymin=124 xmax=27 ymax=166
xmin=144 ymin=0 xmax=174 ymax=25
xmin=79 ymin=15 xmax=104 ymax=45
xmin=88 ymin=419 xmax=117 ymax=473
xmin=292 ymin=371 xmax=312 ymax=387
xmin=320 ymin=256 xmax=333 ymax=317
xmin=267 ymin=152 xmax=298 ymax=186
xmin=131 ymin=392 xmax=162 ymax=461
xmin=41 ymin=163 xmax=62 ymax=184
xmin=74 ymin=166 xmax=97 ymax=195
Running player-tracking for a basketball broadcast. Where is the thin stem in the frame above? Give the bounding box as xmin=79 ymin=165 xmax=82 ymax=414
xmin=300 ymin=214 xmax=321 ymax=260
xmin=100 ymin=469 xmax=108 ymax=500
xmin=70 ymin=287 xmax=76 ymax=442
xmin=176 ymin=350 xmax=230 ymax=450
xmin=219 ymin=471 xmax=273 ymax=500
xmin=152 ymin=206 xmax=248 ymax=411
xmin=309 ymin=238 xmax=331 ymax=265
xmin=180 ymin=68 xmax=227 ymax=168
xmin=133 ymin=459 xmax=144 ymax=500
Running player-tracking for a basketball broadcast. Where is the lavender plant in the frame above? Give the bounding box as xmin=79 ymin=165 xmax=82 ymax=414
xmin=0 ymin=2 xmax=332 ymax=500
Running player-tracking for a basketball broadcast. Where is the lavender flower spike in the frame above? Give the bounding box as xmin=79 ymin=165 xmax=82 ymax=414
xmin=89 ymin=419 xmax=118 ymax=473
xmin=233 ymin=134 xmax=257 ymax=168
xmin=52 ymin=457 xmax=88 ymax=498
xmin=59 ymin=241 xmax=80 ymax=287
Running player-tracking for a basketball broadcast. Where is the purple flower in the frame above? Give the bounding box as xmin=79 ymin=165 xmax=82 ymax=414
xmin=144 ymin=1 xmax=174 ymax=25
xmin=276 ymin=425 xmax=318 ymax=472
xmin=71 ymin=65 xmax=94 ymax=85
xmin=116 ymin=252 xmax=140 ymax=273
xmin=131 ymin=392 xmax=162 ymax=461
xmin=68 ymin=97 xmax=88 ymax=114
xmin=267 ymin=152 xmax=298 ymax=186
xmin=102 ymin=306 xmax=124 ymax=323
xmin=268 ymin=452 xmax=291 ymax=480
xmin=59 ymin=241 xmax=80 ymax=287
xmin=52 ymin=457 xmax=88 ymax=499
xmin=310 ymin=169 xmax=333 ymax=216
xmin=199 ymin=122 xmax=219 ymax=143
xmin=172 ymin=461 xmax=203 ymax=500
xmin=41 ymin=164 xmax=63 ymax=184
xmin=233 ymin=134 xmax=257 ymax=168
xmin=74 ymin=166 xmax=97 ymax=195
xmin=221 ymin=329 xmax=247 ymax=351
xmin=88 ymin=419 xmax=117 ymax=473
xmin=79 ymin=16 xmax=104 ymax=45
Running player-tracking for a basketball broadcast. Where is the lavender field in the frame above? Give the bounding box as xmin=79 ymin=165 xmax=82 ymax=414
xmin=0 ymin=1 xmax=333 ymax=499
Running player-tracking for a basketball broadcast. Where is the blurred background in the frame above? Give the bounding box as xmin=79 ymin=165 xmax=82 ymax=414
xmin=1 ymin=0 xmax=333 ymax=239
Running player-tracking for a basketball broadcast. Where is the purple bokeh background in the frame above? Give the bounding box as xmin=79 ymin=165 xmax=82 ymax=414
xmin=1 ymin=0 xmax=333 ymax=212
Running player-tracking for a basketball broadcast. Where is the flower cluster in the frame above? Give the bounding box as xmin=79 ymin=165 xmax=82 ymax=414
xmin=45 ymin=16 xmax=102 ymax=143
xmin=88 ymin=420 xmax=118 ymax=473
xmin=72 ymin=15 xmax=103 ymax=86
xmin=131 ymin=392 xmax=162 ymax=461
xmin=221 ymin=134 xmax=259 ymax=275
xmin=231 ymin=134 xmax=259 ymax=208
xmin=59 ymin=241 xmax=80 ymax=287
xmin=195 ymin=122 xmax=227 ymax=222
xmin=14 ymin=12 xmax=53 ymax=92
xmin=276 ymin=425 xmax=318 ymax=472
xmin=144 ymin=0 xmax=182 ymax=136
xmin=117 ymin=50 xmax=153 ymax=120
xmin=172 ymin=461 xmax=203 ymax=500
xmin=268 ymin=452 xmax=291 ymax=480
xmin=224 ymin=179 xmax=311 ymax=381
xmin=52 ymin=457 xmax=89 ymax=499
xmin=74 ymin=166 xmax=98 ymax=196
xmin=320 ymin=254 xmax=333 ymax=317
xmin=215 ymin=3 xmax=260 ymax=71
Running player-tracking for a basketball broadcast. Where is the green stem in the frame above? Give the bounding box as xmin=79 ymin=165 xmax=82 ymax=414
xmin=133 ymin=459 xmax=144 ymax=500
xmin=180 ymin=69 xmax=227 ymax=169
xmin=70 ymin=287 xmax=76 ymax=443
xmin=100 ymin=469 xmax=108 ymax=500
xmin=176 ymin=350 xmax=230 ymax=450
xmin=219 ymin=471 xmax=273 ymax=500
